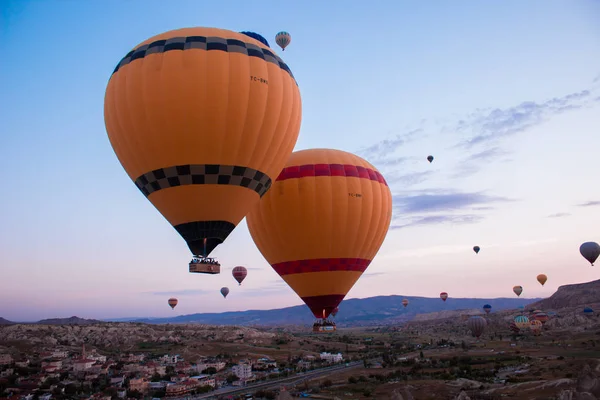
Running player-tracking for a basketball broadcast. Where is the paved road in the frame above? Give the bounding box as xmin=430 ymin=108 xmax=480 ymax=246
xmin=190 ymin=361 xmax=364 ymax=399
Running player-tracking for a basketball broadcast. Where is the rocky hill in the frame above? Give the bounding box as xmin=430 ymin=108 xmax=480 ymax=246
xmin=118 ymin=295 xmax=538 ymax=327
xmin=528 ymin=278 xmax=600 ymax=310
xmin=0 ymin=322 xmax=280 ymax=348
xmin=0 ymin=318 xmax=13 ymax=325
xmin=37 ymin=316 xmax=101 ymax=325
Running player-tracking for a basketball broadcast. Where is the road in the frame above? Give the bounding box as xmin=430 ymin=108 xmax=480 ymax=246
xmin=189 ymin=361 xmax=364 ymax=399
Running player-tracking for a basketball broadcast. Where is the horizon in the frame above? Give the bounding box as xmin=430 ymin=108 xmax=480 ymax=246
xmin=1 ymin=0 xmax=599 ymax=321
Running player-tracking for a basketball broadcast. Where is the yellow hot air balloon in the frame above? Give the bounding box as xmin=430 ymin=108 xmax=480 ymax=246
xmin=536 ymin=274 xmax=547 ymax=286
xmin=104 ymin=27 xmax=302 ymax=271
xmin=247 ymin=149 xmax=392 ymax=323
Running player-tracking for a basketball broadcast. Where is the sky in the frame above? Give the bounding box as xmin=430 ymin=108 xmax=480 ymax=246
xmin=1 ymin=0 xmax=600 ymax=321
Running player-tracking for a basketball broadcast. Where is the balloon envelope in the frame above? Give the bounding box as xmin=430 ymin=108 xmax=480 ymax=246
xmin=513 ymin=285 xmax=523 ymax=297
xmin=232 ymin=266 xmax=248 ymax=285
xmin=220 ymin=287 xmax=230 ymax=298
xmin=104 ymin=27 xmax=302 ymax=257
xmin=514 ymin=315 xmax=530 ymax=329
xmin=402 ymin=299 xmax=409 ymax=308
xmin=483 ymin=304 xmax=492 ymax=314
xmin=537 ymin=274 xmax=547 ymax=286
xmin=473 ymin=246 xmax=480 ymax=254
xmin=246 ymin=149 xmax=393 ymax=319
xmin=275 ymin=31 xmax=291 ymax=50
xmin=580 ymin=242 xmax=600 ymax=266
xmin=467 ymin=316 xmax=487 ymax=338
xmin=168 ymin=298 xmax=178 ymax=309
xmin=427 ymin=155 xmax=434 ymax=163
xmin=440 ymin=292 xmax=448 ymax=302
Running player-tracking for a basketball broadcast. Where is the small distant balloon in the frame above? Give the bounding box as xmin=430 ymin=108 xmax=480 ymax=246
xmin=275 ymin=31 xmax=291 ymax=51
xmin=220 ymin=287 xmax=230 ymax=299
xmin=513 ymin=285 xmax=523 ymax=297
xmin=580 ymin=242 xmax=600 ymax=266
xmin=402 ymin=299 xmax=409 ymax=308
xmin=427 ymin=155 xmax=434 ymax=163
xmin=467 ymin=316 xmax=487 ymax=338
xmin=483 ymin=304 xmax=492 ymax=314
xmin=232 ymin=266 xmax=248 ymax=285
xmin=536 ymin=274 xmax=547 ymax=286
xmin=440 ymin=292 xmax=448 ymax=302
xmin=168 ymin=298 xmax=178 ymax=310
xmin=473 ymin=246 xmax=480 ymax=254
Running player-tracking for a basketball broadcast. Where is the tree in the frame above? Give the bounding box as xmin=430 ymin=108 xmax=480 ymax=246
xmin=226 ymin=374 xmax=239 ymax=383
xmin=419 ymin=351 xmax=424 ymax=359
xmin=202 ymin=367 xmax=217 ymax=375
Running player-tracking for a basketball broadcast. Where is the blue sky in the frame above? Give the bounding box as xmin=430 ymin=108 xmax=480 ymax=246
xmin=1 ymin=0 xmax=599 ymax=321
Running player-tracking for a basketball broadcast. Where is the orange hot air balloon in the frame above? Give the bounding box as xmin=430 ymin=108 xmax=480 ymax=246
xmin=246 ymin=149 xmax=392 ymax=319
xmin=402 ymin=299 xmax=409 ymax=308
xmin=440 ymin=292 xmax=448 ymax=302
xmin=168 ymin=298 xmax=178 ymax=309
xmin=104 ymin=27 xmax=302 ymax=260
xmin=537 ymin=274 xmax=547 ymax=286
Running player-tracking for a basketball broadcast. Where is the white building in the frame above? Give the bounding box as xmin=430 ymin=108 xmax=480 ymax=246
xmin=232 ymin=362 xmax=253 ymax=380
xmin=320 ymin=352 xmax=343 ymax=364
xmin=52 ymin=350 xmax=69 ymax=359
xmin=196 ymin=359 xmax=226 ymax=373
xmin=73 ymin=359 xmax=96 ymax=372
xmin=162 ymin=354 xmax=181 ymax=365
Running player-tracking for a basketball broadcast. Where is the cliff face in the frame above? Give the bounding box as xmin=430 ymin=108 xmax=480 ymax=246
xmin=528 ymin=279 xmax=600 ymax=310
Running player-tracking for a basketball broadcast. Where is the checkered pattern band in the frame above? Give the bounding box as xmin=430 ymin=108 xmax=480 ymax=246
xmin=112 ymin=35 xmax=296 ymax=85
xmin=134 ymin=164 xmax=272 ymax=198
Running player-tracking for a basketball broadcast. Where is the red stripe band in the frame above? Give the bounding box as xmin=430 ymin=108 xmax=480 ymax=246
xmin=272 ymin=258 xmax=371 ymax=276
xmin=276 ymin=164 xmax=388 ymax=186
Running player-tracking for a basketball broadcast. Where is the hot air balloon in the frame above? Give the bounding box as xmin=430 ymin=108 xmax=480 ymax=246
xmin=220 ymin=287 xmax=230 ymax=298
xmin=580 ymin=242 xmax=600 ymax=266
xmin=331 ymin=307 xmax=339 ymax=317
xmin=232 ymin=266 xmax=248 ymax=285
xmin=530 ymin=319 xmax=543 ymax=335
xmin=536 ymin=274 xmax=547 ymax=286
xmin=402 ymin=299 xmax=409 ymax=308
xmin=440 ymin=292 xmax=448 ymax=302
xmin=534 ymin=311 xmax=549 ymax=324
xmin=584 ymin=307 xmax=594 ymax=316
xmin=104 ymin=27 xmax=302 ymax=274
xmin=483 ymin=304 xmax=492 ymax=314
xmin=513 ymin=285 xmax=523 ymax=297
xmin=509 ymin=320 xmax=520 ymax=334
xmin=514 ymin=315 xmax=530 ymax=329
xmin=427 ymin=155 xmax=434 ymax=163
xmin=467 ymin=316 xmax=487 ymax=338
xmin=168 ymin=298 xmax=178 ymax=310
xmin=473 ymin=246 xmax=480 ymax=254
xmin=275 ymin=31 xmax=291 ymax=51
xmin=246 ymin=149 xmax=392 ymax=331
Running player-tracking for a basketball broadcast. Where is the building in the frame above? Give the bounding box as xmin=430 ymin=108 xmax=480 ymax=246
xmin=73 ymin=359 xmax=96 ymax=372
xmin=255 ymin=358 xmax=277 ymax=369
xmin=162 ymin=354 xmax=181 ymax=365
xmin=190 ymin=375 xmax=216 ymax=388
xmin=196 ymin=359 xmax=226 ymax=373
xmin=52 ymin=350 xmax=69 ymax=359
xmin=320 ymin=352 xmax=343 ymax=364
xmin=232 ymin=362 xmax=253 ymax=380
xmin=128 ymin=378 xmax=149 ymax=393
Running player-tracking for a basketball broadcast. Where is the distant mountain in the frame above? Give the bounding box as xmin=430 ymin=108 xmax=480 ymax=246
xmin=36 ymin=316 xmax=102 ymax=325
xmin=0 ymin=318 xmax=14 ymax=325
xmin=529 ymin=279 xmax=600 ymax=310
xmin=116 ymin=295 xmax=540 ymax=327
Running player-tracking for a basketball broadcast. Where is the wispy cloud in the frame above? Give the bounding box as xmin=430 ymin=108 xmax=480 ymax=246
xmin=390 ymin=214 xmax=484 ymax=230
xmin=392 ymin=192 xmax=512 ymax=214
xmin=362 ymin=272 xmax=386 ymax=278
xmin=547 ymin=212 xmax=571 ymax=218
xmin=576 ymin=200 xmax=600 ymax=207
xmin=149 ymin=289 xmax=213 ymax=296
xmin=385 ymin=171 xmax=434 ymax=186
xmin=456 ymin=89 xmax=595 ymax=148
xmin=357 ymin=128 xmax=422 ymax=162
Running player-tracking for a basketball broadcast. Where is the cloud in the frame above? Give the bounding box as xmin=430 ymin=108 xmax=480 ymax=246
xmin=392 ymin=192 xmax=512 ymax=214
xmin=385 ymin=171 xmax=434 ymax=186
xmin=576 ymin=200 xmax=600 ymax=207
xmin=547 ymin=212 xmax=571 ymax=218
xmin=456 ymin=89 xmax=594 ymax=148
xmin=362 ymin=272 xmax=386 ymax=278
xmin=390 ymin=214 xmax=484 ymax=230
xmin=149 ymin=289 xmax=213 ymax=296
xmin=466 ymin=147 xmax=510 ymax=162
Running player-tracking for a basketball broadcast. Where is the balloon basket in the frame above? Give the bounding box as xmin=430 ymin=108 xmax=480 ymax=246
xmin=189 ymin=257 xmax=221 ymax=274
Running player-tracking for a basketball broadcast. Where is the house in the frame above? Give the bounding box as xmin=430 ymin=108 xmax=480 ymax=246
xmin=232 ymin=362 xmax=253 ymax=380
xmin=14 ymin=359 xmax=29 ymax=368
xmin=110 ymin=376 xmax=125 ymax=387
xmin=255 ymin=358 xmax=277 ymax=369
xmin=161 ymin=354 xmax=181 ymax=365
xmin=297 ymin=360 xmax=311 ymax=370
xmin=196 ymin=358 xmax=226 ymax=373
xmin=52 ymin=350 xmax=69 ymax=359
xmin=190 ymin=375 xmax=216 ymax=388
xmin=73 ymin=359 xmax=96 ymax=372
xmin=129 ymin=378 xmax=149 ymax=393
xmin=319 ymin=352 xmax=343 ymax=364
xmin=0 ymin=368 xmax=14 ymax=378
